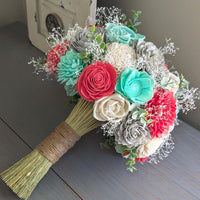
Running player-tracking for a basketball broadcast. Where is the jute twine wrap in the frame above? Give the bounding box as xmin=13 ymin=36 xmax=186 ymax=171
xmin=36 ymin=122 xmax=80 ymax=163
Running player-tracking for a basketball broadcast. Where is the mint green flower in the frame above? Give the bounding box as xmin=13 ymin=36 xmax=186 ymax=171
xmin=105 ymin=23 xmax=145 ymax=45
xmin=57 ymin=50 xmax=86 ymax=95
xmin=115 ymin=68 xmax=154 ymax=104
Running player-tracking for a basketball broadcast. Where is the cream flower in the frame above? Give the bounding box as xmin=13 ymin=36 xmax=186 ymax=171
xmin=136 ymin=134 xmax=169 ymax=158
xmin=103 ymin=42 xmax=136 ymax=74
xmin=93 ymin=93 xmax=130 ymax=122
xmin=161 ymin=72 xmax=180 ymax=94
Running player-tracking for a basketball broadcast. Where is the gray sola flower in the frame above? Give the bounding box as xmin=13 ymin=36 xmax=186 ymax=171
xmin=70 ymin=27 xmax=107 ymax=53
xmin=114 ymin=112 xmax=151 ymax=148
xmin=135 ymin=39 xmax=168 ymax=86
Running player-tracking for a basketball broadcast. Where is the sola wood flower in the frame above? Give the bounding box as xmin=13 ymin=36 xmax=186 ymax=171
xmin=106 ymin=23 xmax=145 ymax=45
xmin=103 ymin=42 xmax=136 ymax=74
xmin=136 ymin=134 xmax=169 ymax=158
xmin=114 ymin=112 xmax=151 ymax=148
xmin=115 ymin=68 xmax=154 ymax=104
xmin=70 ymin=27 xmax=107 ymax=53
xmin=93 ymin=93 xmax=130 ymax=122
xmin=76 ymin=62 xmax=117 ymax=101
xmin=57 ymin=50 xmax=86 ymax=95
xmin=46 ymin=41 xmax=69 ymax=74
xmin=145 ymin=89 xmax=177 ymax=138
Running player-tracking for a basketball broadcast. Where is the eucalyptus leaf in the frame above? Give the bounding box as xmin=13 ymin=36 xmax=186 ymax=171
xmin=96 ymin=35 xmax=102 ymax=44
xmin=90 ymin=25 xmax=95 ymax=33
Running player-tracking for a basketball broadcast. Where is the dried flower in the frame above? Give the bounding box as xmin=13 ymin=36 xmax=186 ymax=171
xmin=103 ymin=42 xmax=136 ymax=74
xmin=93 ymin=93 xmax=130 ymax=122
xmin=113 ymin=112 xmax=151 ymax=148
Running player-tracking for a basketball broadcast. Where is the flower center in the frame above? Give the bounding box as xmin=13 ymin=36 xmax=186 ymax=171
xmin=127 ymin=80 xmax=142 ymax=97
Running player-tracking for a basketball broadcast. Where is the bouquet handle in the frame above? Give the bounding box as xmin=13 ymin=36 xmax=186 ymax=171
xmin=37 ymin=122 xmax=80 ymax=163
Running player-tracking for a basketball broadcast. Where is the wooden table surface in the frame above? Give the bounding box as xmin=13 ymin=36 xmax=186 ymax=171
xmin=0 ymin=22 xmax=200 ymax=200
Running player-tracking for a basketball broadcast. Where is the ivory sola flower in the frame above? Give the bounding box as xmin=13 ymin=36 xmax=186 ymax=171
xmin=103 ymin=42 xmax=136 ymax=74
xmin=93 ymin=93 xmax=130 ymax=122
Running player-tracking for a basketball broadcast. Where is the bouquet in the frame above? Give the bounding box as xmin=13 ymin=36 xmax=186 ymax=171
xmin=1 ymin=7 xmax=199 ymax=200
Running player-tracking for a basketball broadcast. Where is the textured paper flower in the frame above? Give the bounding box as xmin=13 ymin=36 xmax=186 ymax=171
xmin=145 ymin=89 xmax=177 ymax=138
xmin=103 ymin=42 xmax=136 ymax=74
xmin=76 ymin=62 xmax=117 ymax=101
xmin=93 ymin=93 xmax=130 ymax=122
xmin=105 ymin=23 xmax=145 ymax=45
xmin=57 ymin=50 xmax=86 ymax=95
xmin=46 ymin=41 xmax=69 ymax=74
xmin=115 ymin=68 xmax=154 ymax=104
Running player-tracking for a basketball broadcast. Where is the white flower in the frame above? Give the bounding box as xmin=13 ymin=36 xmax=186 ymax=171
xmin=103 ymin=42 xmax=136 ymax=74
xmin=93 ymin=93 xmax=130 ymax=122
xmin=136 ymin=133 xmax=170 ymax=158
xmin=136 ymin=124 xmax=174 ymax=158
xmin=161 ymin=72 xmax=180 ymax=94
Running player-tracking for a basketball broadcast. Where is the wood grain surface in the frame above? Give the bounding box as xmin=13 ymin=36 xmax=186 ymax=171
xmin=0 ymin=22 xmax=199 ymax=200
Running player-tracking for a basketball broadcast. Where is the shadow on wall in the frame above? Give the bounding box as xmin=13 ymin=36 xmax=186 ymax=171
xmin=98 ymin=0 xmax=200 ymax=130
xmin=0 ymin=0 xmax=27 ymax=27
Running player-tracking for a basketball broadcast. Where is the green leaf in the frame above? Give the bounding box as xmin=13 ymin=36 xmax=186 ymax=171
xmin=95 ymin=35 xmax=102 ymax=44
xmin=140 ymin=117 xmax=147 ymax=125
xmin=78 ymin=52 xmax=87 ymax=59
xmin=129 ymin=18 xmax=133 ymax=25
xmin=100 ymin=42 xmax=106 ymax=49
xmin=115 ymin=144 xmax=125 ymax=154
xmin=127 ymin=166 xmax=134 ymax=173
xmin=104 ymin=45 xmax=108 ymax=51
xmin=83 ymin=58 xmax=90 ymax=63
xmin=90 ymin=25 xmax=95 ymax=33
xmin=134 ymin=21 xmax=141 ymax=27
xmin=121 ymin=14 xmax=126 ymax=21
xmin=87 ymin=32 xmax=94 ymax=39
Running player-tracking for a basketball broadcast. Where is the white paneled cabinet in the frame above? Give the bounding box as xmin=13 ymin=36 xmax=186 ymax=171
xmin=26 ymin=0 xmax=96 ymax=52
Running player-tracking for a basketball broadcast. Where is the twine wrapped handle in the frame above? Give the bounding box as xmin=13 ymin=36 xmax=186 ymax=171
xmin=36 ymin=122 xmax=80 ymax=163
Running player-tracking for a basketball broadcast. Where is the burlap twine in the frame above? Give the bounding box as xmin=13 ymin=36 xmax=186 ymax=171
xmin=36 ymin=122 xmax=80 ymax=163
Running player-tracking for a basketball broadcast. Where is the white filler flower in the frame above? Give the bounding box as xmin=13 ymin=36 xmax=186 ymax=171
xmin=93 ymin=93 xmax=130 ymax=122
xmin=103 ymin=42 xmax=136 ymax=74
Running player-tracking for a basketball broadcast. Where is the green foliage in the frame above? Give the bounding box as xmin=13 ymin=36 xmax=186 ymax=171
xmin=132 ymin=107 xmax=153 ymax=126
xmin=121 ymin=10 xmax=142 ymax=32
xmin=179 ymin=74 xmax=189 ymax=90
xmin=102 ymin=135 xmax=138 ymax=172
xmin=78 ymin=26 xmax=108 ymax=64
xmin=66 ymin=94 xmax=80 ymax=105
xmin=78 ymin=51 xmax=92 ymax=64
xmin=102 ymin=136 xmax=115 ymax=149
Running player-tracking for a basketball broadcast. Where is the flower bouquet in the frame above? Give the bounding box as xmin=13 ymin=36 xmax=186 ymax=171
xmin=1 ymin=7 xmax=199 ymax=200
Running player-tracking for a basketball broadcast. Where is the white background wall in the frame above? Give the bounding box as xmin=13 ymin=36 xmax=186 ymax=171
xmin=0 ymin=0 xmax=26 ymax=27
xmin=98 ymin=0 xmax=200 ymax=130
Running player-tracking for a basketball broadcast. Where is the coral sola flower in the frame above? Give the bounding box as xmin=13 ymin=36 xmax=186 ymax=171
xmin=145 ymin=89 xmax=177 ymax=138
xmin=46 ymin=41 xmax=69 ymax=74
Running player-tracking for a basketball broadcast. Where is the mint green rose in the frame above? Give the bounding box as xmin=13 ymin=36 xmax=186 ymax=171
xmin=105 ymin=23 xmax=145 ymax=45
xmin=115 ymin=68 xmax=154 ymax=104
xmin=57 ymin=50 xmax=86 ymax=95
